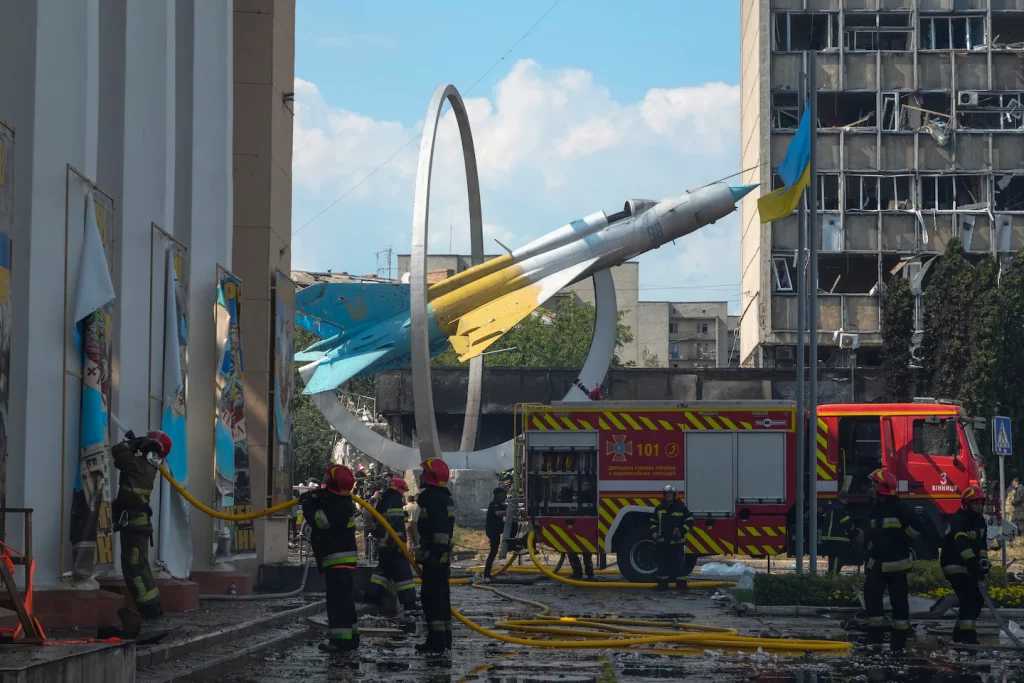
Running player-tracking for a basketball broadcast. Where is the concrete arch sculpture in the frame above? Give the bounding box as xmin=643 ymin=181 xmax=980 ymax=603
xmin=299 ymin=84 xmax=619 ymax=472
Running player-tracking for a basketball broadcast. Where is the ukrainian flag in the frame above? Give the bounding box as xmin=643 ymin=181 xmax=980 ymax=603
xmin=758 ymin=109 xmax=812 ymax=223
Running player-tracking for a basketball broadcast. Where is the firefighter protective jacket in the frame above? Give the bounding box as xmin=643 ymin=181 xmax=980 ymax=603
xmin=940 ymin=509 xmax=988 ymax=579
xmin=374 ymin=487 xmax=408 ymax=548
xmin=821 ymin=499 xmax=856 ymax=544
xmin=650 ymin=499 xmax=694 ymax=545
xmin=417 ymin=484 xmax=456 ymax=564
xmin=299 ymin=490 xmax=358 ymax=570
xmin=865 ymin=495 xmax=923 ymax=574
xmin=112 ymin=439 xmax=159 ymax=534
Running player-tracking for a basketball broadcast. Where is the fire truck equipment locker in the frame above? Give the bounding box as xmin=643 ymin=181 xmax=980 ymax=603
xmin=737 ymin=432 xmax=787 ymax=503
xmin=685 ymin=432 xmax=735 ymax=517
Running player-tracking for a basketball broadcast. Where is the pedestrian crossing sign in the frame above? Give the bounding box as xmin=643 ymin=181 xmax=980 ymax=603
xmin=993 ymin=415 xmax=1013 ymax=457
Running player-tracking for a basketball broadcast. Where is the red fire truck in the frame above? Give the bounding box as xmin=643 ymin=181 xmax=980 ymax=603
xmin=516 ymin=399 xmax=986 ymax=582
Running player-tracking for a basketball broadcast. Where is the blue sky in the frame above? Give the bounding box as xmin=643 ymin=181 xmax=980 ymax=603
xmin=291 ymin=0 xmax=744 ymax=311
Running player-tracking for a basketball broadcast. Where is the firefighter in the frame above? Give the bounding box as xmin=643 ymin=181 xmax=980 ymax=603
xmin=863 ymin=468 xmax=925 ymax=652
xmin=367 ymin=477 xmax=417 ymax=610
xmin=941 ymin=486 xmax=990 ymax=644
xmin=649 ymin=484 xmax=694 ymax=590
xmin=300 ymin=465 xmax=360 ymax=652
xmin=820 ymin=490 xmax=858 ymax=575
xmin=111 ymin=430 xmax=172 ymax=619
xmin=416 ymin=458 xmax=456 ymax=653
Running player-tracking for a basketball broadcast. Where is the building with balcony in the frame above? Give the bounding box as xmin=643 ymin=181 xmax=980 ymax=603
xmin=739 ymin=0 xmax=1024 ymax=368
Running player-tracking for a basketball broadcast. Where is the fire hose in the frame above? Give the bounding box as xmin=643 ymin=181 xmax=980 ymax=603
xmin=157 ymin=466 xmax=853 ymax=654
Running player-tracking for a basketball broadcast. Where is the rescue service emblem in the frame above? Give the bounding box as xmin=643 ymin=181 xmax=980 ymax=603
xmin=608 ymin=434 xmax=633 ymax=462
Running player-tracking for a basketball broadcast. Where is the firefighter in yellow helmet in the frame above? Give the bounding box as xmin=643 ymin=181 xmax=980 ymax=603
xmin=416 ymin=458 xmax=456 ymax=654
xmin=940 ymin=485 xmax=990 ymax=644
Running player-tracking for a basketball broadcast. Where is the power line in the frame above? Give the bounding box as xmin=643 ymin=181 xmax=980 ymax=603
xmin=293 ymin=0 xmax=564 ymax=239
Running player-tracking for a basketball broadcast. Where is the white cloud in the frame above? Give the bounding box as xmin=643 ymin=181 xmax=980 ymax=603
xmin=292 ymin=59 xmax=742 ymax=310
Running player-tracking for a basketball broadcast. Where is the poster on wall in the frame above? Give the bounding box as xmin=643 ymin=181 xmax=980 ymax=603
xmin=0 ymin=123 xmax=13 ymax=542
xmin=213 ymin=270 xmax=256 ymax=562
xmin=271 ymin=270 xmax=295 ymax=509
xmin=157 ymin=242 xmax=192 ymax=578
xmin=67 ymin=182 xmax=117 ymax=579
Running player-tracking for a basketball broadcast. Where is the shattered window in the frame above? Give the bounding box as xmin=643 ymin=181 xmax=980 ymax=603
xmin=772 ymin=92 xmax=800 ymax=130
xmin=920 ymin=16 xmax=986 ymax=50
xmin=774 ymin=12 xmax=839 ymax=51
xmin=920 ymin=175 xmax=986 ymax=211
xmin=845 ymin=13 xmax=912 ymax=52
xmin=995 ymin=175 xmax=1024 ymax=211
xmin=817 ymin=92 xmax=876 ymax=129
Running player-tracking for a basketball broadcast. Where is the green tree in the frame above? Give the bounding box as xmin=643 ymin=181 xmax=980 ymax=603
xmin=880 ymin=275 xmax=915 ymax=402
xmin=997 ymin=251 xmax=1024 ymax=481
xmin=920 ymin=239 xmax=976 ymax=400
xmin=642 ymin=349 xmax=661 ymax=368
xmin=964 ymin=257 xmax=1000 ymax=419
xmin=432 ymin=296 xmax=635 ymax=368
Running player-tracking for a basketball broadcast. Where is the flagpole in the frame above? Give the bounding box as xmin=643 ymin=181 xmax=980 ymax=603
xmin=794 ymin=57 xmax=807 ymax=576
xmin=807 ymin=49 xmax=820 ymax=574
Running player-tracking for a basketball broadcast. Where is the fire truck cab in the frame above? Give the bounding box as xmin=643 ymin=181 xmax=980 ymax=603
xmin=810 ymin=401 xmax=987 ymax=560
xmin=517 ymin=398 xmax=986 ymax=582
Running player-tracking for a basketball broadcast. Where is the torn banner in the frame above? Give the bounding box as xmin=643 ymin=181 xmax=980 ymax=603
xmin=157 ymin=247 xmax=193 ymax=578
xmin=69 ymin=190 xmax=116 ymax=581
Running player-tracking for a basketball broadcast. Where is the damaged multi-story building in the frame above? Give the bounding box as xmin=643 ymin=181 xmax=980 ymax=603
xmin=739 ymin=0 xmax=1024 ymax=369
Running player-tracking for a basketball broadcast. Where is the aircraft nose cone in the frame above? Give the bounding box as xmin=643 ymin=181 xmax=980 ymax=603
xmin=729 ymin=183 xmax=759 ymax=202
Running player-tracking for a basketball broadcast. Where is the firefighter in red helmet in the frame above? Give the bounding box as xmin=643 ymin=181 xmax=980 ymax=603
xmin=415 ymin=458 xmax=456 ymax=654
xmin=300 ymin=464 xmax=360 ymax=652
xmin=940 ymin=486 xmax=990 ymax=644
xmin=112 ymin=430 xmax=172 ymax=619
xmin=863 ymin=468 xmax=926 ymax=652
xmin=367 ymin=477 xmax=417 ymax=611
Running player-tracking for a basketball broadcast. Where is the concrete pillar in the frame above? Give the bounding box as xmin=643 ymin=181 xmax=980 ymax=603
xmin=97 ymin=0 xmax=177 ymax=577
xmin=232 ymin=0 xmax=295 ymax=570
xmin=180 ymin=0 xmax=234 ymax=572
xmin=0 ymin=0 xmax=101 ymax=588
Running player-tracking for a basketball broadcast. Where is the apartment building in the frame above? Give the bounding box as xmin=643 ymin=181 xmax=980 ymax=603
xmin=739 ymin=0 xmax=1024 ymax=368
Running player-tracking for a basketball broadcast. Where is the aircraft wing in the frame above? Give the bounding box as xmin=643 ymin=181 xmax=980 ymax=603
xmin=296 ymin=282 xmax=410 ymax=339
xmin=301 ymin=348 xmax=391 ymax=395
xmin=448 ymin=257 xmax=599 ymax=361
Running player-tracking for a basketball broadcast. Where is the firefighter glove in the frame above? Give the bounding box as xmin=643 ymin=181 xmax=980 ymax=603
xmin=651 ymin=532 xmax=658 ymax=541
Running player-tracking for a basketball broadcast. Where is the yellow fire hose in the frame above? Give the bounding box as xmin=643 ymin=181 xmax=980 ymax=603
xmin=157 ymin=466 xmax=852 ymax=655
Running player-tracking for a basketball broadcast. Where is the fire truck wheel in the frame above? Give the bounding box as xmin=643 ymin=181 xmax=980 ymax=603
xmin=617 ymin=525 xmax=660 ymax=583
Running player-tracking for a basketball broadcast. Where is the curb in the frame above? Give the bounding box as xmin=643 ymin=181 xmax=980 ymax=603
xmin=136 ymin=599 xmax=327 ymax=669
xmin=142 ymin=624 xmax=312 ymax=683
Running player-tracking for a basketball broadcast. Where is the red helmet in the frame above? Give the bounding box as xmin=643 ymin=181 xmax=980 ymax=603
xmin=961 ymin=485 xmax=986 ymax=508
xmin=420 ymin=458 xmax=450 ymax=487
xmin=324 ymin=465 xmax=355 ymax=496
xmin=145 ymin=430 xmax=173 ymax=458
xmin=390 ymin=477 xmax=409 ymax=494
xmin=868 ymin=468 xmax=898 ymax=496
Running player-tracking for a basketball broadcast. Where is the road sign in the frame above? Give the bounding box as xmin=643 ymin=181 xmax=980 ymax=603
xmin=993 ymin=415 xmax=1013 ymax=457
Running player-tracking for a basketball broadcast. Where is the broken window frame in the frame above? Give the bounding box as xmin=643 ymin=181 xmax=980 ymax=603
xmin=919 ymin=15 xmax=987 ymax=51
xmin=882 ymin=93 xmax=912 ymax=131
xmin=991 ymin=12 xmax=1024 ymax=50
xmin=818 ymin=173 xmax=840 ymax=212
xmin=995 ymin=174 xmax=1024 ymax=212
xmin=772 ymin=92 xmax=801 ymax=131
xmin=772 ymin=257 xmax=794 ymax=292
xmin=843 ymin=13 xmax=913 ymax=52
xmin=773 ymin=12 xmax=840 ymax=52
xmin=919 ymin=174 xmax=988 ymax=211
xmin=956 ymin=92 xmax=1024 ymax=131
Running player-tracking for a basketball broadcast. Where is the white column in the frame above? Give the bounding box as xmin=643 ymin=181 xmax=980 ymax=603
xmin=97 ymin=0 xmax=177 ymax=575
xmin=0 ymin=0 xmax=101 ymax=588
xmin=181 ymin=0 xmax=234 ymax=571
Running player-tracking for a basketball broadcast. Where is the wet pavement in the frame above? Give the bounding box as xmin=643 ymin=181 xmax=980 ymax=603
xmin=183 ymin=580 xmax=1024 ymax=683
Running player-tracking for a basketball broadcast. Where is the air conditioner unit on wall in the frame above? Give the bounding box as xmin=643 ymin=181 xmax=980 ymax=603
xmin=839 ymin=333 xmax=860 ymax=350
xmin=958 ymin=91 xmax=980 ymax=107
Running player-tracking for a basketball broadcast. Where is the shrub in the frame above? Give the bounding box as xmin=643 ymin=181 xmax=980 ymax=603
xmin=749 ymin=560 xmax=1008 ymax=607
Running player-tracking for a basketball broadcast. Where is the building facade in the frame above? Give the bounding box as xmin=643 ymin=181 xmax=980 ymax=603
xmin=740 ymin=0 xmax=1024 ymax=368
xmin=0 ymin=0 xmax=295 ymax=591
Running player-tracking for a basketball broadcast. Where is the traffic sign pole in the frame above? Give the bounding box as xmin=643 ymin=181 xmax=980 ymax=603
xmin=993 ymin=416 xmax=1013 ymax=569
